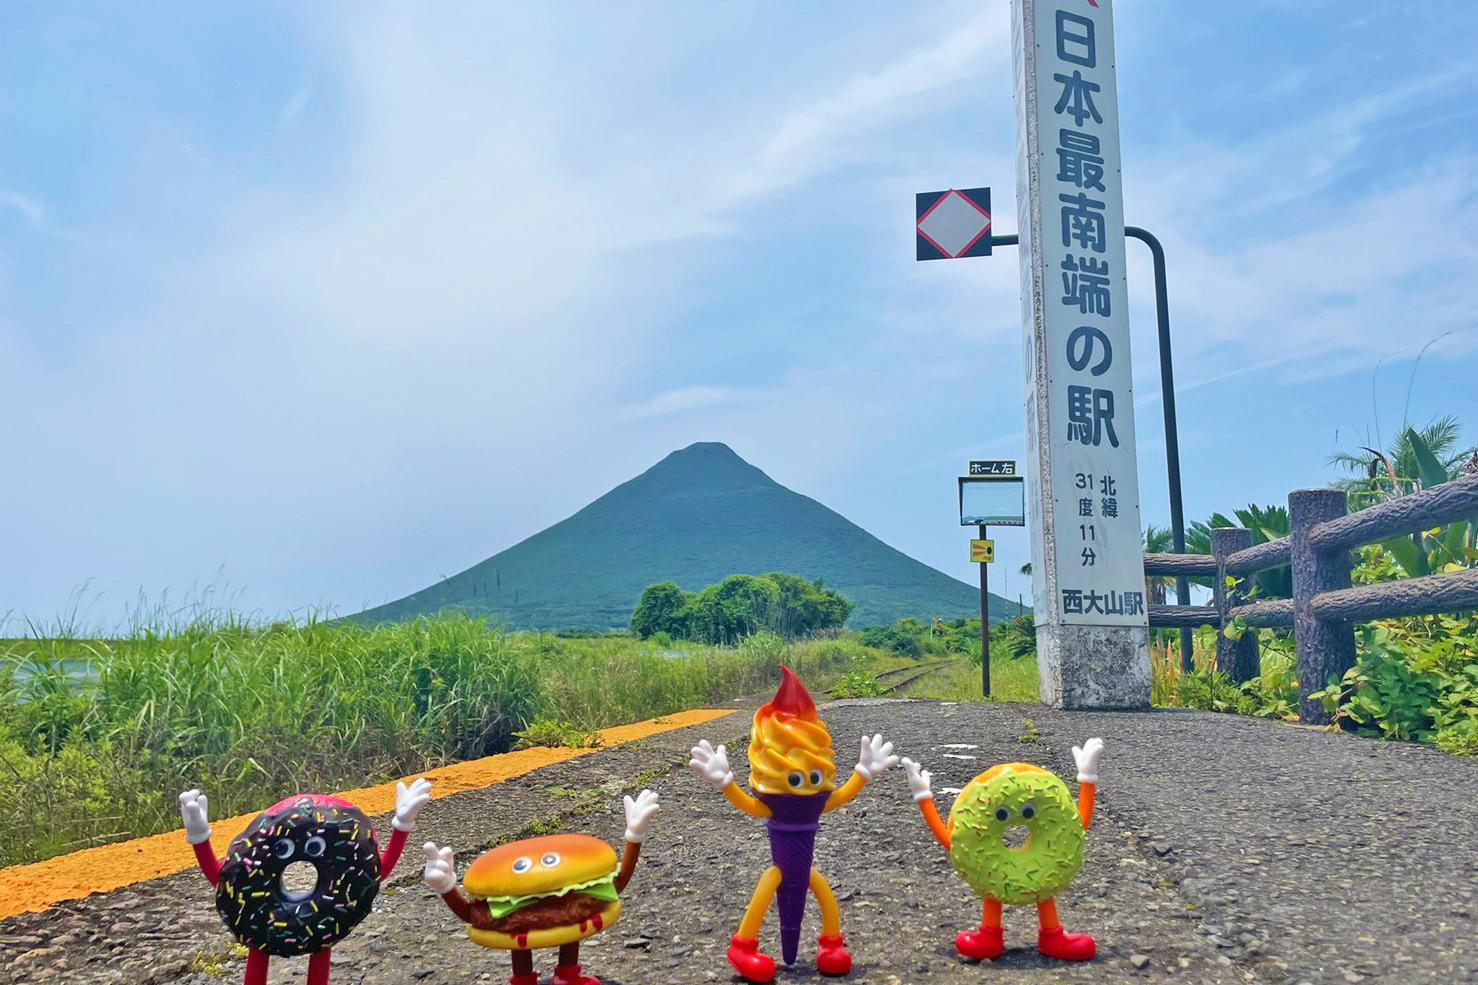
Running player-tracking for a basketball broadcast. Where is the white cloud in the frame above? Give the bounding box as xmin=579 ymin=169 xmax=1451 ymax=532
xmin=6 ymin=1 xmax=1477 ymax=625
xmin=0 ymin=190 xmax=44 ymax=228
xmin=277 ymin=86 xmax=313 ymax=127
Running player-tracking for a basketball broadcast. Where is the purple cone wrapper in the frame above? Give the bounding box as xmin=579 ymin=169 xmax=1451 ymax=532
xmin=758 ymin=791 xmax=829 ymax=964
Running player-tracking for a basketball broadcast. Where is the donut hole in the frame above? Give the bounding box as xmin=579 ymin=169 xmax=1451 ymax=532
xmin=279 ymin=860 xmax=320 ymax=902
xmin=1001 ymin=825 xmax=1030 ymax=849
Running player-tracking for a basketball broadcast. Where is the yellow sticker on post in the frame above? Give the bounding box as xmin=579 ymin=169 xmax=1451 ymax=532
xmin=970 ymin=539 xmax=995 ymax=563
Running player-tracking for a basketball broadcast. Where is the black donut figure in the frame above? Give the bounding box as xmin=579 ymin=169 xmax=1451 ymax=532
xmin=179 ymin=780 xmax=431 ymax=985
xmin=217 ymin=794 xmax=381 ymax=956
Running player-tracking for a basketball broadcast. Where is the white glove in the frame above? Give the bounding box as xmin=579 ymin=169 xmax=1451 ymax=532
xmin=623 ymin=789 xmax=660 ymax=843
xmin=422 ymin=842 xmax=456 ymax=895
xmin=1072 ymin=737 xmax=1105 ymax=784
xmin=393 ymin=777 xmax=433 ymax=832
xmin=854 ymin=733 xmax=899 ymax=781
xmin=900 ymin=757 xmax=933 ymax=802
xmin=178 ymin=789 xmax=212 ymax=845
xmin=689 ymin=739 xmax=734 ymax=789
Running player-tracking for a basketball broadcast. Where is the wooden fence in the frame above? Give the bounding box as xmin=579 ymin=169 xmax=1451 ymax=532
xmin=1142 ymin=472 xmax=1478 ymax=723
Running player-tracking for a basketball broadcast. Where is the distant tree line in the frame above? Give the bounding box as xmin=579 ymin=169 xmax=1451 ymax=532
xmin=630 ymin=573 xmax=853 ymax=645
xmin=857 ymin=614 xmax=1036 ymax=662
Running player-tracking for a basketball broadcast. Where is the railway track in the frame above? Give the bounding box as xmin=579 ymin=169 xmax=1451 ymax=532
xmin=828 ymin=657 xmax=959 ymax=697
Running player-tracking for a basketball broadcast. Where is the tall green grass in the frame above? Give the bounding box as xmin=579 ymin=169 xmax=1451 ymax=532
xmin=0 ymin=618 xmax=873 ymax=866
xmin=897 ymin=655 xmax=1040 ymax=704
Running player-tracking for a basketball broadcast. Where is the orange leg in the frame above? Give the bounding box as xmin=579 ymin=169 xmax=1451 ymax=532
xmin=955 ymin=898 xmax=1004 ymax=960
xmin=1036 ymin=898 xmax=1096 ymax=961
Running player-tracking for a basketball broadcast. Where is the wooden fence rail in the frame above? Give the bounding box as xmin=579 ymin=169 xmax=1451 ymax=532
xmin=1143 ymin=471 xmax=1478 ymax=723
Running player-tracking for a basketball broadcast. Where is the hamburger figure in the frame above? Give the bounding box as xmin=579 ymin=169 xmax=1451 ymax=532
xmin=422 ymin=789 xmax=659 ymax=985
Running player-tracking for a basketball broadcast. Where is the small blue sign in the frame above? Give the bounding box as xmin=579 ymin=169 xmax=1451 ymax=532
xmin=916 ymin=187 xmax=992 ymax=261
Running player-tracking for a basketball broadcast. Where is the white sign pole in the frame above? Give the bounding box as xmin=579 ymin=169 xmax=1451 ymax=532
xmin=1012 ymin=0 xmax=1150 ymax=707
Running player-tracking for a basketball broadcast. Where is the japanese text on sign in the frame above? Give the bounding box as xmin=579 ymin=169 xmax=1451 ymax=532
xmin=1014 ymin=0 xmax=1146 ymax=628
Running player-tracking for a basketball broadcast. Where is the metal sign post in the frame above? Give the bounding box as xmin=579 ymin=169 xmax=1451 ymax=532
xmin=959 ymin=467 xmax=1025 ymax=698
xmin=1013 ymin=0 xmax=1150 ymax=707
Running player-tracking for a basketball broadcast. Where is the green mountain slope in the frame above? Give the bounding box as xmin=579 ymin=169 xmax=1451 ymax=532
xmin=352 ymin=442 xmax=1026 ymax=630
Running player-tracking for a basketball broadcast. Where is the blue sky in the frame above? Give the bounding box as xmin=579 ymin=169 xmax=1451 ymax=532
xmin=4 ymin=1 xmax=1477 ymax=628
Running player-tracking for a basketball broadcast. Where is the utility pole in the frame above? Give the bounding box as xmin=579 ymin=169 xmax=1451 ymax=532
xmin=979 ymin=522 xmax=991 ymax=697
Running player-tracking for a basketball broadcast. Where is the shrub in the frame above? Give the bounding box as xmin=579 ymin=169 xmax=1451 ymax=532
xmin=831 ymin=671 xmax=887 ymax=698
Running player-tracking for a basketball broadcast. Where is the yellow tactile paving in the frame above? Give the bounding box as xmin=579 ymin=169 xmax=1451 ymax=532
xmin=0 ymin=707 xmax=734 ymax=922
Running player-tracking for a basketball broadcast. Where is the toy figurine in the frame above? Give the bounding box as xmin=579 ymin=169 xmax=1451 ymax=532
xmin=178 ymin=778 xmax=433 ymax=985
xmin=689 ymin=666 xmax=898 ymax=982
xmin=900 ymin=738 xmax=1104 ymax=962
xmin=422 ymin=788 xmax=660 ymax=985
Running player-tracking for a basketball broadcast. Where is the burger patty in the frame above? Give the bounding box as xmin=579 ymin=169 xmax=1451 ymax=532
xmin=474 ymin=892 xmax=611 ymax=934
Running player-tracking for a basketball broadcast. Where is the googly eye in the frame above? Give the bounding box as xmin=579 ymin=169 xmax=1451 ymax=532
xmin=809 ymin=770 xmax=822 ymax=786
xmin=994 ymin=807 xmax=1010 ymax=822
xmin=1020 ymin=803 xmax=1035 ymax=820
xmin=273 ymin=838 xmax=295 ymax=859
xmin=788 ymin=771 xmax=804 ymax=788
xmin=540 ymin=852 xmax=562 ymax=867
xmin=304 ymin=836 xmax=326 ymax=858
xmin=512 ymin=856 xmax=533 ymax=874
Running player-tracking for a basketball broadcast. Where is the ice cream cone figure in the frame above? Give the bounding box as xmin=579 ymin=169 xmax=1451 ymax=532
xmin=900 ymin=738 xmax=1105 ymax=963
xmin=689 ymin=666 xmax=898 ymax=982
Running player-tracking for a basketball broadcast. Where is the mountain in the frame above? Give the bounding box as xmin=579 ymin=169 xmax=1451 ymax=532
xmin=352 ymin=442 xmax=1026 ymax=630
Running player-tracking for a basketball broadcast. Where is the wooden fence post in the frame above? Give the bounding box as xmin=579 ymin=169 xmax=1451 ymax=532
xmin=1289 ymin=488 xmax=1355 ymax=724
xmin=1211 ymin=526 xmax=1259 ymax=685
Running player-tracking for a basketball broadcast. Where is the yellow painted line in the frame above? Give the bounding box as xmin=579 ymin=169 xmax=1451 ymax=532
xmin=0 ymin=707 xmax=735 ymax=922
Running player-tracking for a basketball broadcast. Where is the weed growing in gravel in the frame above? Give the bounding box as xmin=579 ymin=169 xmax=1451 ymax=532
xmin=831 ymin=670 xmax=888 ymax=698
xmin=514 ymin=719 xmax=604 ymax=750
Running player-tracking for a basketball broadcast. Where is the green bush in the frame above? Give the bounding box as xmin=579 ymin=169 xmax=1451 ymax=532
xmin=629 ymin=582 xmax=691 ymax=639
xmin=1311 ymin=615 xmax=1478 ymax=749
xmin=831 ymin=670 xmax=887 ymax=698
xmin=631 ymin=573 xmax=853 ymax=644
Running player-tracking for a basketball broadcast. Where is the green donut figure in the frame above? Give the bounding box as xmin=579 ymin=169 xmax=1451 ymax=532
xmin=949 ymin=764 xmax=1082 ymax=906
xmin=901 ymin=739 xmax=1105 ymax=963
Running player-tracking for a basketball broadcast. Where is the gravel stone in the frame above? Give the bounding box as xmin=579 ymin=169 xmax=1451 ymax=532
xmin=2 ymin=700 xmax=1474 ymax=984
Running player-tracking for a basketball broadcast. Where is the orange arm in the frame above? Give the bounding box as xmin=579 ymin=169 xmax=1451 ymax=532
xmin=723 ymin=781 xmax=772 ymax=819
xmin=823 ymin=772 xmax=866 ymax=813
xmin=1077 ymin=782 xmax=1096 ymax=830
xmin=919 ymin=797 xmax=950 ymax=850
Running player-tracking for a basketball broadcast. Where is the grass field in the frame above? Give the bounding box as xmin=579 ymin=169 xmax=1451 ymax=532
xmin=898 ymin=655 xmax=1040 ymax=703
xmin=0 ymin=617 xmax=883 ymax=867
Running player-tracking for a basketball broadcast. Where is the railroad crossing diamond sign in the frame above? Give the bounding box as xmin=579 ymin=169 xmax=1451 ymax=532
xmin=916 ymin=187 xmax=992 ymax=260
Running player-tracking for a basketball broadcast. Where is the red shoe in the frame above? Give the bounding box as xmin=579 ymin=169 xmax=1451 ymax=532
xmin=1037 ymin=926 xmax=1096 ymax=961
xmin=727 ymin=934 xmax=776 ymax=983
xmin=815 ymin=934 xmax=852 ymax=976
xmin=509 ymin=975 xmax=539 ymax=985
xmin=551 ymin=963 xmax=600 ymax=985
xmin=955 ymin=925 xmax=1004 ymax=960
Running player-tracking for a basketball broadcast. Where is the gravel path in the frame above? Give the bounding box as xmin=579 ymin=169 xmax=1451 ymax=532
xmin=1 ymin=699 xmax=1474 ymax=985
